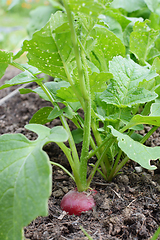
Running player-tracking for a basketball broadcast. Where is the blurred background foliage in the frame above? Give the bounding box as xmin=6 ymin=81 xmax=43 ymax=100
xmin=0 ymin=0 xmax=61 ymax=53
xmin=1 ymin=0 xmax=160 ymax=64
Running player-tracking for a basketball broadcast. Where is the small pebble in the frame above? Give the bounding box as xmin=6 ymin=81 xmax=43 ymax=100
xmin=115 ymin=174 xmax=129 ymax=185
xmin=62 ymin=187 xmax=68 ymax=193
xmin=52 ymin=189 xmax=63 ymax=197
xmin=43 ymin=231 xmax=49 ymax=238
xmin=63 ymin=181 xmax=67 ymax=185
xmin=135 ymin=166 xmax=143 ymax=173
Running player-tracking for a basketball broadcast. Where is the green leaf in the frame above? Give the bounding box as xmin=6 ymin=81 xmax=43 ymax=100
xmin=123 ymin=18 xmax=144 ymax=48
xmin=50 ymin=10 xmax=71 ymax=33
xmin=121 ymin=103 xmax=160 ymax=131
xmin=144 ymin=0 xmax=159 ymax=12
xmin=149 ymin=12 xmax=160 ymax=30
xmin=130 ymin=132 xmax=144 ymax=142
xmin=22 ymin=11 xmax=74 ymax=81
xmin=150 ymin=102 xmax=160 ymax=116
xmin=19 ymin=88 xmax=35 ymax=95
xmin=72 ymin=128 xmax=83 ymax=144
xmin=99 ymin=9 xmax=131 ymax=32
xmin=29 ymin=107 xmax=53 ymax=124
xmin=94 ymin=93 xmax=134 ymax=124
xmin=63 ymin=105 xmax=77 ymax=119
xmin=48 ymin=106 xmax=63 ymax=120
xmin=138 ymin=77 xmax=157 ymax=91
xmin=101 ymin=84 xmax=157 ymax=107
xmin=56 ymin=85 xmax=79 ymax=102
xmin=111 ymin=0 xmax=146 ymax=12
xmin=20 ymin=11 xmax=124 ymax=85
xmin=25 ymin=124 xmax=68 ymax=142
xmin=90 ymin=26 xmax=125 ymax=71
xmin=0 ymin=71 xmax=38 ymax=90
xmin=100 ymin=56 xmax=158 ymax=108
xmin=93 ymin=99 xmax=133 ymax=124
xmin=50 ymin=1 xmax=65 ymax=10
xmin=123 ymin=102 xmax=160 ymax=130
xmin=0 ymin=50 xmax=12 ymax=79
xmin=141 ymin=101 xmax=153 ymax=116
xmin=130 ymin=21 xmax=160 ymax=62
xmin=0 ymin=124 xmax=68 ymax=240
xmin=109 ymin=126 xmax=157 ymax=170
xmin=152 ymin=57 xmax=160 ymax=74
xmin=57 ymin=71 xmax=113 ymax=102
xmin=145 ymin=47 xmax=160 ymax=62
xmin=68 ymin=101 xmax=82 ymax=112
xmin=20 ymin=81 xmax=70 ymax=102
xmin=21 ymin=63 xmax=41 ymax=75
xmin=123 ymin=22 xmax=134 ymax=47
xmin=27 ymin=6 xmax=56 ymax=36
xmin=66 ymin=0 xmax=110 ymax=17
xmin=124 ymin=114 xmax=160 ymax=130
xmin=90 ymin=72 xmax=113 ymax=93
xmin=98 ymin=11 xmax=131 ymax=42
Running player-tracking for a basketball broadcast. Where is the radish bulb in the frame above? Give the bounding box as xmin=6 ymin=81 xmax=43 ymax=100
xmin=60 ymin=189 xmax=96 ymax=215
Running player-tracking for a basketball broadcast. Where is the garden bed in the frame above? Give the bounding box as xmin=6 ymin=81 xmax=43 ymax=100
xmin=0 ymin=67 xmax=160 ymax=240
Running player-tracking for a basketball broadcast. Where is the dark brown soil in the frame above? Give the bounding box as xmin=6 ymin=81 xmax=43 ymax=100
xmin=0 ymin=67 xmax=160 ymax=240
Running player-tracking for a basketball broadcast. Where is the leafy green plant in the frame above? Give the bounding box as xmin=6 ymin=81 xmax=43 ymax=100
xmin=1 ymin=0 xmax=160 ymax=239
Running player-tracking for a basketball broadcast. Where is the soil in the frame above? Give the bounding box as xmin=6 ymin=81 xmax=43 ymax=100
xmin=0 ymin=66 xmax=160 ymax=240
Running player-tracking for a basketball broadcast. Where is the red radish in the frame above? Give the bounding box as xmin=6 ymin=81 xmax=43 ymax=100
xmin=60 ymin=189 xmax=96 ymax=215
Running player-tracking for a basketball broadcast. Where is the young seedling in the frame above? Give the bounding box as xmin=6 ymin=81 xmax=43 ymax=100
xmin=1 ymin=0 xmax=160 ymax=239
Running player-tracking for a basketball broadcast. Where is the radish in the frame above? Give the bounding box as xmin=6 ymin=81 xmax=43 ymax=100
xmin=60 ymin=189 xmax=96 ymax=215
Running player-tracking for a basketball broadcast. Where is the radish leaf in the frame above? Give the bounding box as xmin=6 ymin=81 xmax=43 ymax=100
xmin=100 ymin=56 xmax=158 ymax=107
xmin=130 ymin=21 xmax=160 ymax=62
xmin=144 ymin=0 xmax=159 ymax=13
xmin=29 ymin=106 xmax=53 ymax=124
xmin=150 ymin=102 xmax=160 ymax=116
xmin=0 ymin=124 xmax=68 ymax=240
xmin=0 ymin=71 xmax=39 ymax=90
xmin=0 ymin=50 xmax=12 ymax=79
xmin=22 ymin=11 xmax=73 ymax=81
xmin=125 ymin=115 xmax=160 ymax=129
xmin=20 ymin=81 xmax=70 ymax=101
xmin=111 ymin=0 xmax=146 ymax=12
xmin=66 ymin=0 xmax=110 ymax=17
xmin=48 ymin=106 xmax=63 ymax=120
xmin=90 ymin=26 xmax=125 ymax=71
xmin=109 ymin=126 xmax=157 ymax=170
xmin=122 ymin=103 xmax=160 ymax=129
xmin=57 ymin=72 xmax=113 ymax=102
xmin=72 ymin=128 xmax=83 ymax=144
